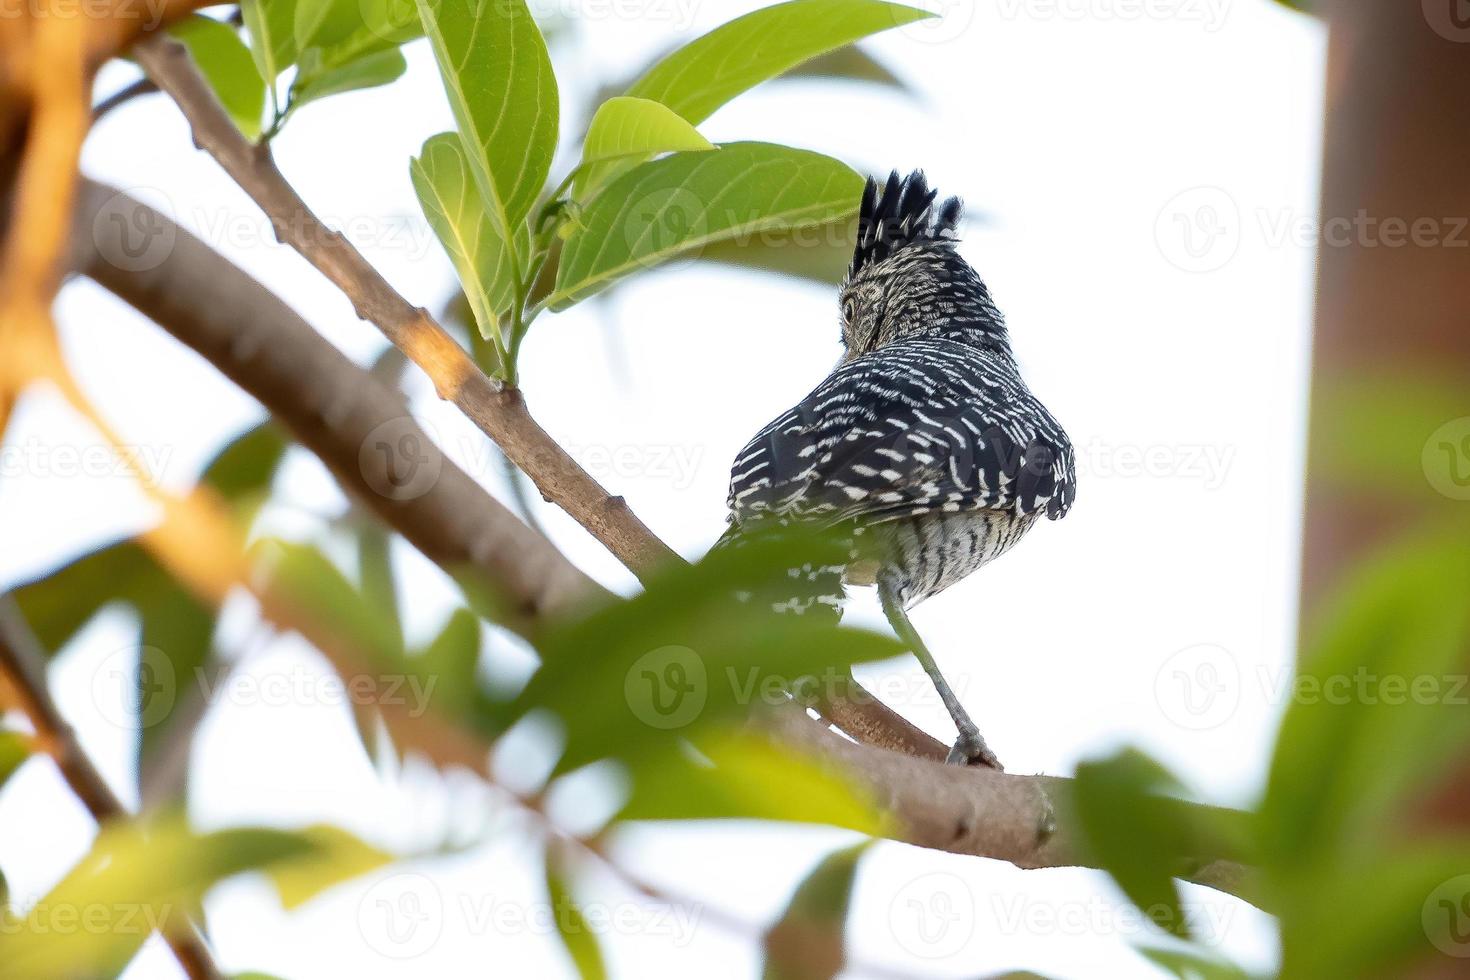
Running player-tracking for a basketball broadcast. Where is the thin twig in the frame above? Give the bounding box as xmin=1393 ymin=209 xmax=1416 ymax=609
xmin=91 ymin=76 xmax=158 ymax=122
xmin=0 ymin=603 xmax=224 ymax=980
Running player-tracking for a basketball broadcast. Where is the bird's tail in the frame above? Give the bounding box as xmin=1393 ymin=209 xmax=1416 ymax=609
xmin=710 ymin=521 xmax=850 ymax=625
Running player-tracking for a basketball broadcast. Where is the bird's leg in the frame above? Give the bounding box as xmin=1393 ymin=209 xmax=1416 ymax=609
xmin=877 ymin=576 xmax=1002 ymax=770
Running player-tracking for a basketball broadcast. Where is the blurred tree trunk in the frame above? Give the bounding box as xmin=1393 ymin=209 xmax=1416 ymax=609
xmin=1305 ymin=1 xmax=1470 ymax=971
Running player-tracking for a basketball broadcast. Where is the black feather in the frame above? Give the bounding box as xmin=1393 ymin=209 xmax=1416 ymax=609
xmin=849 ymin=170 xmax=963 ymax=278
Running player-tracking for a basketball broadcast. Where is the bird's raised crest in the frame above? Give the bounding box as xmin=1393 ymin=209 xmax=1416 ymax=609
xmin=849 ymin=170 xmax=963 ymax=279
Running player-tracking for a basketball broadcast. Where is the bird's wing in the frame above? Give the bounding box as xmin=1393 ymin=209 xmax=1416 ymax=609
xmin=727 ymin=340 xmax=1075 ymax=529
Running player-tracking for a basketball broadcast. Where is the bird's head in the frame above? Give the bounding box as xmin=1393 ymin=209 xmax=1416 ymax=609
xmin=838 ymin=170 xmax=1005 ymax=360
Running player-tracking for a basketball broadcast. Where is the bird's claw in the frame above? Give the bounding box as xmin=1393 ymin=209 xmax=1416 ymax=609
xmin=946 ymin=729 xmax=1003 ymax=771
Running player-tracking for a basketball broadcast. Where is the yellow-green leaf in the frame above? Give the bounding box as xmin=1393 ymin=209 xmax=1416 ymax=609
xmin=763 ymin=843 xmax=869 ymax=980
xmin=265 ymin=824 xmax=392 ymax=909
xmin=415 ymin=0 xmax=557 ymax=247
xmin=171 ymin=16 xmax=267 ymax=139
xmin=410 ymin=132 xmax=517 ymax=344
xmin=574 ymin=96 xmax=713 ymax=199
xmin=550 ymin=142 xmax=863 ymax=310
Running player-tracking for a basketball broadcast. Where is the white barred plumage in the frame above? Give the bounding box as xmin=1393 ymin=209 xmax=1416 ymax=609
xmin=718 ymin=170 xmax=1076 ymax=768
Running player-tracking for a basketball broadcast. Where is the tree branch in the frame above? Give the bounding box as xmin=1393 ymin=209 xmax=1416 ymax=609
xmin=71 ymin=179 xmax=600 ymax=638
xmin=0 ymin=600 xmax=223 ymax=980
xmin=132 ymin=33 xmax=677 ymax=580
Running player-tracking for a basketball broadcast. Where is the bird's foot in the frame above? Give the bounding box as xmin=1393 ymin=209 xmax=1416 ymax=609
xmin=945 ymin=728 xmax=1003 ymax=771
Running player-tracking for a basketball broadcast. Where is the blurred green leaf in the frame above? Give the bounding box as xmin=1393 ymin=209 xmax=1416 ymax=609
xmin=515 ymin=531 xmax=902 ymax=774
xmin=253 ymin=539 xmax=403 ymax=667
xmin=698 ymin=215 xmax=856 ymax=287
xmin=356 ymin=524 xmax=400 ymax=640
xmin=411 ymin=132 xmax=517 ymax=346
xmin=762 ymin=842 xmax=868 ymax=980
xmin=416 ymin=0 xmax=557 ymax=248
xmin=781 ymin=45 xmax=908 ymax=90
xmin=264 ymin=824 xmax=392 ymax=909
xmin=1073 ymin=749 xmax=1195 ymax=939
xmin=171 ymin=16 xmax=266 ymax=139
xmin=573 ymin=96 xmax=713 ymax=199
xmin=1277 ymin=842 xmax=1470 ymax=977
xmin=1259 ymin=528 xmax=1470 ymax=870
xmin=0 ymin=731 xmax=30 ymax=790
xmin=413 ymin=608 xmax=483 ymax=719
xmin=544 ymin=851 xmax=607 ymax=980
xmin=0 ymin=816 xmax=369 ymax=976
xmin=620 ymin=729 xmax=882 ymax=834
xmin=550 ymin=142 xmax=863 ymax=310
xmin=1137 ymin=945 xmax=1252 ymax=980
xmin=625 ymin=0 xmax=931 ymax=126
xmin=291 ymin=47 xmax=407 ymax=109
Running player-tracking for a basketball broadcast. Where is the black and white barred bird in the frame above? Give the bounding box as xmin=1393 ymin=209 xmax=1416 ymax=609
xmin=719 ymin=170 xmax=1076 ymax=768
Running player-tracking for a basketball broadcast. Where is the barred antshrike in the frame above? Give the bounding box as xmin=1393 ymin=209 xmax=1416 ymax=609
xmin=720 ymin=171 xmax=1076 ymax=768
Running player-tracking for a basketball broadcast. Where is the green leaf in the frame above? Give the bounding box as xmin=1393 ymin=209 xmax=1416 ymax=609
xmin=264 ymin=824 xmax=392 ymax=909
xmin=763 ymin=842 xmax=868 ymax=980
xmin=0 ymin=730 xmax=30 ymax=790
xmin=412 ymin=608 xmax=483 ymax=719
xmin=514 ymin=530 xmax=902 ymax=774
xmin=1073 ymin=749 xmax=1195 ymax=939
xmin=252 ymin=539 xmax=403 ymax=668
xmin=241 ymin=0 xmax=298 ymax=83
xmin=1258 ymin=529 xmax=1470 ymax=870
xmin=170 ymin=16 xmax=267 ymax=139
xmin=620 ymin=729 xmax=882 ymax=834
xmin=625 ymin=0 xmax=932 ymax=125
xmin=304 ymin=0 xmax=423 ymax=74
xmin=291 ymin=47 xmax=407 ymax=109
xmin=573 ymin=96 xmax=713 ymax=199
xmin=0 ymin=816 xmax=359 ymax=976
xmin=293 ymin=0 xmax=361 ymax=54
xmin=416 ymin=0 xmax=558 ymax=249
xmin=356 ymin=525 xmax=400 ymax=640
xmin=544 ymin=852 xmax=607 ymax=980
xmin=410 ymin=132 xmax=516 ymax=345
xmin=550 ymin=142 xmax=864 ymax=310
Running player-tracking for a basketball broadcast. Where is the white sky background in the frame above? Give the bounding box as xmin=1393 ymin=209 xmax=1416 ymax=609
xmin=0 ymin=0 xmax=1326 ymax=976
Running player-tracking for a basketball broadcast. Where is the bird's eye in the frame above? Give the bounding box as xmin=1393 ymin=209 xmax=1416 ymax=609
xmin=842 ymin=298 xmax=857 ymax=324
